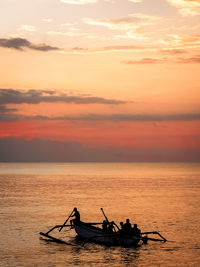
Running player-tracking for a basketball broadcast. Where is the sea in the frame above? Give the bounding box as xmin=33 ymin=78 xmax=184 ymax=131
xmin=0 ymin=162 xmax=200 ymax=267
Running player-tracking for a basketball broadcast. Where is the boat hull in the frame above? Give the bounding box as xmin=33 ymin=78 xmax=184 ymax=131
xmin=74 ymin=222 xmax=140 ymax=247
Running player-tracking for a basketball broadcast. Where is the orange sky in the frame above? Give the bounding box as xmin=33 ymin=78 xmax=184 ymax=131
xmin=0 ymin=0 xmax=200 ymax=161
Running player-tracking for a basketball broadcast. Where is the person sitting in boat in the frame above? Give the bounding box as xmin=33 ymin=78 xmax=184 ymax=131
xmin=124 ymin=219 xmax=132 ymax=234
xmin=118 ymin=221 xmax=125 ymax=235
xmin=102 ymin=220 xmax=108 ymax=232
xmin=70 ymin=207 xmax=80 ymax=227
xmin=131 ymin=224 xmax=141 ymax=237
xmin=107 ymin=221 xmax=115 ymax=233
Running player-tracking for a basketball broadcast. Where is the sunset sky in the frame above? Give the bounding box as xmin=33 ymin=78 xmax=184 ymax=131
xmin=0 ymin=0 xmax=200 ymax=161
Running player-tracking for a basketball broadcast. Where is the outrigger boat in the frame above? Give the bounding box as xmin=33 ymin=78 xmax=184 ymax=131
xmin=40 ymin=208 xmax=167 ymax=247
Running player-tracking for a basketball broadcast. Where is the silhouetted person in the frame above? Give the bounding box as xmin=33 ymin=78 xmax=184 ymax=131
xmin=70 ymin=207 xmax=80 ymax=227
xmin=102 ymin=220 xmax=108 ymax=232
xmin=124 ymin=219 xmax=132 ymax=234
xmin=131 ymin=224 xmax=141 ymax=237
xmin=107 ymin=221 xmax=115 ymax=233
xmin=120 ymin=222 xmax=124 ymax=229
xmin=118 ymin=221 xmax=125 ymax=234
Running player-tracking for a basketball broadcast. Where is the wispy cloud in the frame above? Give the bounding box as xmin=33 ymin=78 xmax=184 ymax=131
xmin=44 ymin=113 xmax=200 ymax=122
xmin=17 ymin=25 xmax=36 ymax=33
xmin=47 ymin=29 xmax=85 ymax=37
xmin=166 ymin=0 xmax=200 ymax=16
xmin=123 ymin=55 xmax=200 ymax=64
xmin=129 ymin=0 xmax=142 ymax=2
xmin=0 ymin=103 xmax=19 ymax=122
xmin=0 ymin=89 xmax=126 ymax=105
xmin=64 ymin=45 xmax=147 ymax=54
xmin=62 ymin=113 xmax=200 ymax=121
xmin=176 ymin=54 xmax=200 ymax=63
xmin=0 ymin=37 xmax=59 ymax=51
xmin=159 ymin=48 xmax=188 ymax=54
xmin=83 ymin=13 xmax=160 ymax=40
xmin=43 ymin=18 xmax=54 ymax=23
xmin=47 ymin=23 xmax=104 ymax=39
xmin=123 ymin=58 xmax=165 ymax=64
xmin=1 ymin=109 xmax=200 ymax=122
xmin=103 ymin=45 xmax=145 ymax=51
xmin=0 ymin=104 xmax=17 ymax=114
xmin=60 ymin=0 xmax=115 ymax=4
xmin=84 ymin=14 xmax=160 ymax=29
xmin=160 ymin=33 xmax=200 ymax=49
xmin=60 ymin=0 xmax=98 ymax=4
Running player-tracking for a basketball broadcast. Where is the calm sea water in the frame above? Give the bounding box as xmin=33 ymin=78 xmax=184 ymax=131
xmin=0 ymin=162 xmax=200 ymax=267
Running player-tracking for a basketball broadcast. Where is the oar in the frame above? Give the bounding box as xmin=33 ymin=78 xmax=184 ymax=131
xmin=100 ymin=208 xmax=109 ymax=224
xmin=100 ymin=208 xmax=118 ymax=232
xmin=59 ymin=210 xmax=74 ymax=232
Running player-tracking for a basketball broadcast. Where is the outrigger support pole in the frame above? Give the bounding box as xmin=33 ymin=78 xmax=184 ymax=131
xmin=40 ymin=231 xmax=73 ymax=245
xmin=141 ymin=231 xmax=167 ymax=242
xmin=39 ymin=224 xmax=73 ymax=244
xmin=40 ymin=222 xmax=104 ymax=245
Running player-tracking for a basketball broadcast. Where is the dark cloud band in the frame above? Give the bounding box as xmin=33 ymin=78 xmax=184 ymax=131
xmin=0 ymin=137 xmax=199 ymax=162
xmin=1 ymin=110 xmax=200 ymax=122
xmin=0 ymin=37 xmax=59 ymax=51
xmin=0 ymin=89 xmax=126 ymax=105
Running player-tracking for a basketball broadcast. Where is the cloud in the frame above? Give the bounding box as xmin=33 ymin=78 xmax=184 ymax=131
xmin=0 ymin=102 xmax=19 ymax=121
xmin=166 ymin=0 xmax=200 ymax=16
xmin=59 ymin=45 xmax=148 ymax=55
xmin=103 ymin=45 xmax=146 ymax=51
xmin=129 ymin=0 xmax=142 ymax=2
xmin=0 ymin=104 xmax=17 ymax=114
xmin=47 ymin=30 xmax=85 ymax=37
xmin=123 ymin=54 xmax=200 ymax=64
xmin=159 ymin=48 xmax=187 ymax=54
xmin=44 ymin=113 xmax=200 ymax=122
xmin=0 ymin=113 xmax=21 ymax=122
xmin=0 ymin=37 xmax=146 ymax=54
xmin=84 ymin=14 xmax=160 ymax=30
xmin=18 ymin=25 xmax=36 ymax=32
xmin=60 ymin=0 xmax=114 ymax=4
xmin=43 ymin=18 xmax=54 ymax=23
xmin=0 ymin=37 xmax=59 ymax=51
xmin=160 ymin=34 xmax=200 ymax=49
xmin=0 ymin=137 xmax=199 ymax=162
xmin=176 ymin=54 xmax=200 ymax=63
xmin=0 ymin=104 xmax=20 ymax=122
xmin=1 ymin=110 xmax=200 ymax=122
xmin=123 ymin=58 xmax=165 ymax=64
xmin=0 ymin=89 xmax=126 ymax=105
xmin=60 ymin=0 xmax=98 ymax=4
xmin=0 ymin=138 xmax=117 ymax=162
xmin=83 ymin=13 xmax=160 ymax=40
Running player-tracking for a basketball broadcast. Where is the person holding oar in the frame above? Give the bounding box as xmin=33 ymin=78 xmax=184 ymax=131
xmin=59 ymin=207 xmax=80 ymax=232
xmin=70 ymin=207 xmax=80 ymax=228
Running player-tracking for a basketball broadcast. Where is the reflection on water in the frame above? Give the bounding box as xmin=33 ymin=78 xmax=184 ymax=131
xmin=0 ymin=162 xmax=200 ymax=266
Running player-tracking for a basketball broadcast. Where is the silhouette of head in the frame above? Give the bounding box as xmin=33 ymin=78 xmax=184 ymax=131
xmin=134 ymin=224 xmax=137 ymax=228
xmin=74 ymin=207 xmax=77 ymax=211
xmin=120 ymin=222 xmax=124 ymax=226
xmin=126 ymin=219 xmax=130 ymax=223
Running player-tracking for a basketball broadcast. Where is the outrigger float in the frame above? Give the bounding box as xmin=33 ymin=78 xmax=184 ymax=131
xmin=40 ymin=208 xmax=167 ymax=247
